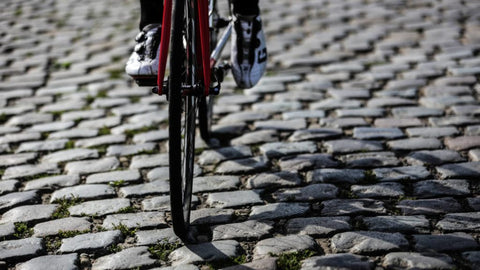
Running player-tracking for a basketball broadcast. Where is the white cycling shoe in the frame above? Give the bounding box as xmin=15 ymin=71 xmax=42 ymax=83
xmin=125 ymin=24 xmax=162 ymax=86
xmin=231 ymin=14 xmax=267 ymax=89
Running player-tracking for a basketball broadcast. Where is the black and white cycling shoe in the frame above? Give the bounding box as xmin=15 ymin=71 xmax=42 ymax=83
xmin=125 ymin=23 xmax=161 ymax=86
xmin=231 ymin=14 xmax=267 ymax=89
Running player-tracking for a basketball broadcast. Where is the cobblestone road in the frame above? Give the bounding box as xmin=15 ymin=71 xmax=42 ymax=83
xmin=1 ymin=0 xmax=480 ymax=269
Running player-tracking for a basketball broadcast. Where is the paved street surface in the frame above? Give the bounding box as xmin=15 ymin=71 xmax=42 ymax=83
xmin=1 ymin=0 xmax=480 ymax=269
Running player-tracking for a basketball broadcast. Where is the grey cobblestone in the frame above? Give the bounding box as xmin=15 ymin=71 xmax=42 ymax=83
xmin=102 ymin=212 xmax=165 ymax=230
xmin=0 ymin=238 xmax=44 ymax=261
xmin=406 ymin=150 xmax=465 ymax=166
xmin=436 ymin=212 xmax=480 ymax=232
xmin=325 ymin=139 xmax=383 ymax=154
xmin=437 ymin=162 xmax=480 ymax=179
xmin=24 ymin=174 xmax=80 ymax=191
xmin=388 ymin=137 xmax=442 ymax=151
xmin=253 ymin=234 xmax=317 ymax=260
xmin=16 ymin=254 xmax=79 ymax=270
xmin=1 ymin=204 xmax=58 ymax=224
xmin=413 ymin=179 xmax=470 ymax=198
xmin=0 ymin=191 xmax=40 ymax=213
xmin=190 ymin=208 xmax=234 ymax=225
xmin=406 ymin=126 xmax=459 ymax=138
xmin=86 ymin=169 xmax=141 ymax=184
xmin=50 ymin=184 xmax=116 ymax=202
xmin=382 ymin=252 xmax=454 ymax=270
xmin=331 ymin=231 xmax=408 ymax=255
xmin=286 ymin=216 xmax=350 ymax=236
xmin=198 ymin=146 xmax=251 ymax=166
xmin=69 ymin=198 xmax=131 ymax=217
xmin=463 ymin=251 xmax=480 ymax=269
xmin=135 ymin=228 xmax=179 ymax=246
xmin=260 ymin=141 xmax=317 ymax=159
xmin=274 ymin=183 xmax=338 ymax=202
xmin=341 ymin=151 xmax=400 ymax=168
xmin=322 ymin=199 xmax=386 ymax=216
xmin=302 ymin=254 xmax=374 ymax=270
xmin=249 ymin=203 xmax=309 ymax=220
xmin=0 ymin=180 xmax=19 ymax=195
xmin=119 ymin=180 xmax=169 ymax=197
xmin=92 ymin=246 xmax=156 ymax=270
xmin=64 ymin=157 xmax=120 ymax=175
xmin=192 ymin=175 xmax=240 ymax=193
xmin=215 ymin=156 xmax=269 ymax=174
xmin=169 ymin=240 xmax=241 ymax=266
xmin=60 ymin=230 xmax=122 ymax=253
xmin=373 ymin=166 xmax=430 ymax=182
xmin=33 ymin=217 xmax=91 ymax=237
xmin=288 ymin=128 xmax=342 ymax=142
xmin=212 ymin=220 xmax=274 ymax=241
xmin=16 ymin=139 xmax=69 ymax=153
xmin=363 ymin=216 xmax=429 ymax=233
xmin=207 ymin=190 xmax=263 ymax=208
xmin=351 ymin=182 xmax=404 ymax=198
xmin=414 ymin=233 xmax=479 ymax=252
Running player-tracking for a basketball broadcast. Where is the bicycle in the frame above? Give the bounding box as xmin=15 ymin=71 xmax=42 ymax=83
xmin=152 ymin=0 xmax=232 ymax=241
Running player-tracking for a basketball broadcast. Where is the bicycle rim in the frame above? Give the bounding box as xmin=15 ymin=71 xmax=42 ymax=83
xmin=168 ymin=0 xmax=196 ymax=240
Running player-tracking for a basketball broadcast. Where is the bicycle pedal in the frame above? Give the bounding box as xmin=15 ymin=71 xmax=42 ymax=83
xmin=215 ymin=17 xmax=230 ymax=28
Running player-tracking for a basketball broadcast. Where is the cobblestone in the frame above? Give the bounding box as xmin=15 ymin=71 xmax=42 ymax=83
xmin=331 ymin=231 xmax=408 ymax=255
xmin=249 ymin=203 xmax=309 ymax=220
xmin=0 ymin=191 xmax=40 ymax=213
xmin=92 ymin=246 xmax=156 ymax=270
xmin=1 ymin=0 xmax=480 ymax=268
xmin=207 ymin=190 xmax=263 ymax=208
xmin=374 ymin=166 xmax=431 ymax=182
xmin=382 ymin=252 xmax=454 ymax=270
xmin=169 ymin=240 xmax=241 ymax=266
xmin=414 ymin=233 xmax=479 ymax=252
xmin=286 ymin=216 xmax=351 ymax=236
xmin=253 ymin=234 xmax=317 ymax=260
xmin=69 ymin=198 xmax=131 ymax=217
xmin=33 ymin=217 xmax=91 ymax=237
xmin=212 ymin=220 xmax=274 ymax=241
xmin=16 ymin=254 xmax=79 ymax=270
xmin=1 ymin=204 xmax=58 ymax=224
xmin=322 ymin=199 xmax=386 ymax=216
xmin=302 ymin=254 xmax=374 ymax=270
xmin=0 ymin=238 xmax=44 ymax=261
xmin=406 ymin=150 xmax=465 ymax=166
xmin=50 ymin=184 xmax=116 ymax=202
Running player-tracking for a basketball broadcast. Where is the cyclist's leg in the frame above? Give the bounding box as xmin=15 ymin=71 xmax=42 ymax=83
xmin=231 ymin=0 xmax=259 ymax=15
xmin=126 ymin=0 xmax=164 ymax=85
xmin=230 ymin=0 xmax=267 ymax=89
xmin=139 ymin=0 xmax=163 ymax=29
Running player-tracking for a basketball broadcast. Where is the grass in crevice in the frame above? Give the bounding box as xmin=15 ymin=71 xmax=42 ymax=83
xmin=275 ymin=250 xmax=317 ymax=270
xmin=13 ymin=222 xmax=33 ymax=238
xmin=52 ymin=196 xmax=83 ymax=219
xmin=148 ymin=240 xmax=182 ymax=262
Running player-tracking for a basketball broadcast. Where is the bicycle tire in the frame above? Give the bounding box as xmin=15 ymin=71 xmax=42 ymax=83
xmin=168 ymin=0 xmax=195 ymax=241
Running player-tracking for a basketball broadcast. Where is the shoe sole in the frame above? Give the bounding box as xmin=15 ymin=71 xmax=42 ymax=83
xmin=130 ymin=75 xmax=158 ymax=87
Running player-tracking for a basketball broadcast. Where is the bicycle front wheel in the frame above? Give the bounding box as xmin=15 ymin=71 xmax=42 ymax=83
xmin=168 ymin=0 xmax=196 ymax=241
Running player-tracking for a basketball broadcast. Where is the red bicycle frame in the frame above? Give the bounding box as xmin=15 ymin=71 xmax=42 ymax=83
xmin=156 ymin=0 xmax=211 ymax=96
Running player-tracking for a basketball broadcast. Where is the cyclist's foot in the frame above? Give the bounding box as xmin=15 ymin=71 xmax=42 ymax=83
xmin=125 ymin=24 xmax=162 ymax=86
xmin=231 ymin=14 xmax=267 ymax=89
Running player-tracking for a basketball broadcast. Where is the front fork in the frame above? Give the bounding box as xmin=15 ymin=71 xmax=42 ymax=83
xmin=152 ymin=19 xmax=233 ymax=96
